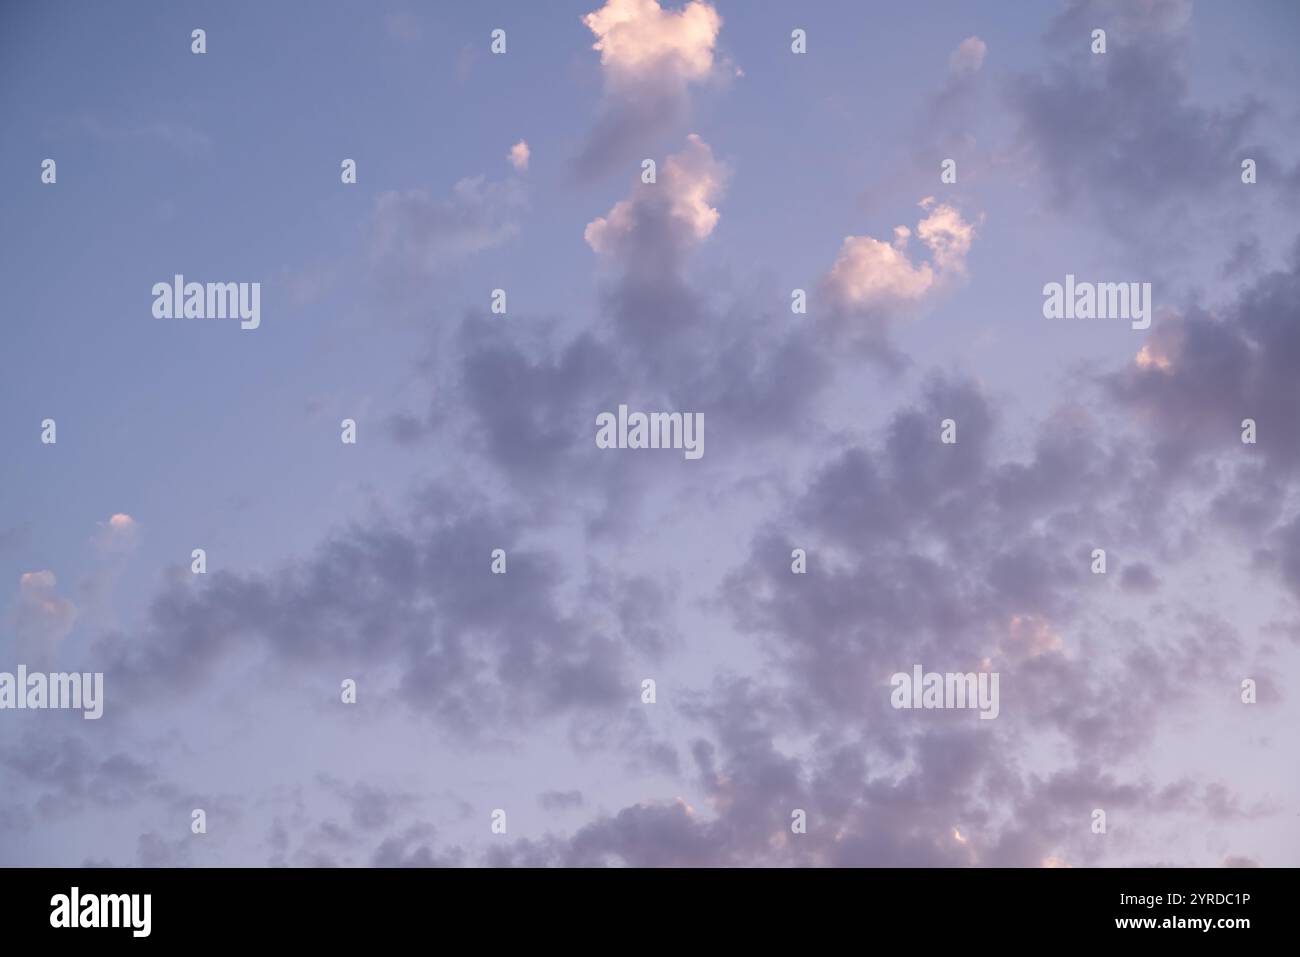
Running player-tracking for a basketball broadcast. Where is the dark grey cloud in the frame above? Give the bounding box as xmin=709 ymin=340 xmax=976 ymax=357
xmin=1008 ymin=0 xmax=1263 ymax=218
xmin=1103 ymin=244 xmax=1300 ymax=602
xmin=1008 ymin=0 xmax=1285 ymax=247
xmin=371 ymin=825 xmax=466 ymax=868
xmin=319 ymin=775 xmax=418 ymax=832
xmin=1 ymin=733 xmax=159 ymax=815
xmin=137 ymin=831 xmax=193 ymax=867
xmin=382 ymin=136 xmax=833 ymax=538
xmin=93 ymin=487 xmax=638 ymax=736
xmin=1119 ymin=561 xmax=1161 ymax=593
xmin=1104 ymin=243 xmax=1300 ymax=476
xmin=463 ymin=673 xmax=1265 ymax=868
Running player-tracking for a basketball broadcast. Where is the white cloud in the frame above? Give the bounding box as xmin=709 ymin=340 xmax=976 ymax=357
xmin=575 ymin=0 xmax=726 ymax=178
xmin=823 ymin=199 xmax=977 ymax=312
xmin=583 ymin=0 xmax=722 ymax=87
xmin=948 ymin=36 xmax=987 ymax=74
xmin=915 ymin=196 xmax=976 ymax=274
xmin=508 ymin=140 xmax=531 ymax=172
xmin=585 ymin=133 xmax=726 ymax=258
xmin=94 ymin=512 xmax=139 ymax=553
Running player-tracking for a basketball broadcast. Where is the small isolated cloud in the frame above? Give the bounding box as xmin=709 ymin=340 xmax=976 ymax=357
xmin=948 ymin=36 xmax=987 ymax=74
xmin=575 ymin=0 xmax=724 ymax=178
xmin=585 ymin=133 xmax=726 ymax=266
xmin=12 ymin=571 xmax=78 ymax=662
xmin=508 ymin=140 xmax=530 ymax=172
xmin=94 ymin=513 xmax=138 ymax=553
xmin=822 ymin=198 xmax=977 ymax=313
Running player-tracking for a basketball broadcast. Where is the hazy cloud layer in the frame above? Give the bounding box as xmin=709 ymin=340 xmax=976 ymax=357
xmin=2 ymin=0 xmax=1296 ymax=869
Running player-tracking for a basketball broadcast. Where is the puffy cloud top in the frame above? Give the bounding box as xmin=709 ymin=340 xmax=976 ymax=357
xmin=823 ymin=199 xmax=977 ymax=311
xmin=583 ymin=0 xmax=722 ymax=86
xmin=585 ymin=133 xmax=727 ymax=258
xmin=948 ymin=36 xmax=987 ymax=74
xmin=508 ymin=140 xmax=530 ymax=172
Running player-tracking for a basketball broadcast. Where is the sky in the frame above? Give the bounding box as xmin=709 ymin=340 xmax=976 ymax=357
xmin=1 ymin=0 xmax=1299 ymax=867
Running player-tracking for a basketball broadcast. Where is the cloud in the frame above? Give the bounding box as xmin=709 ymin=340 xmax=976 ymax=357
xmin=583 ymin=0 xmax=721 ymax=83
xmin=469 ymin=669 xmax=1262 ymax=867
xmin=1 ymin=0 xmax=1294 ymax=874
xmin=137 ymin=831 xmax=193 ymax=867
xmin=1048 ymin=0 xmax=1191 ymax=40
xmin=12 ymin=571 xmax=77 ymax=663
xmin=823 ymin=199 xmax=976 ymax=312
xmin=585 ymin=133 xmax=726 ymax=266
xmin=1120 ymin=562 xmax=1162 ymax=594
xmin=1007 ymin=0 xmax=1275 ymax=245
xmin=580 ymin=133 xmax=740 ymax=360
xmin=948 ymin=36 xmax=987 ymax=75
xmin=1001 ymin=614 xmax=1065 ymax=662
xmin=369 ymin=175 xmax=525 ymax=284
xmin=825 ymin=227 xmax=937 ymax=306
xmin=817 ymin=199 xmax=978 ymax=364
xmin=386 ymin=132 xmax=823 ymax=511
xmin=93 ymin=513 xmax=138 ymax=554
xmin=450 ymin=317 xmax=624 ymax=485
xmin=575 ymin=0 xmax=725 ymax=179
xmin=1103 ymin=243 xmax=1300 ymax=496
xmin=319 ymin=776 xmax=418 ymax=831
xmin=93 ymin=486 xmax=648 ymax=737
xmin=914 ymin=198 xmax=977 ymax=273
xmin=507 ymin=140 xmax=530 ymax=172
xmin=371 ymin=828 xmax=466 ymax=868
xmin=718 ymin=368 xmax=1249 ymax=773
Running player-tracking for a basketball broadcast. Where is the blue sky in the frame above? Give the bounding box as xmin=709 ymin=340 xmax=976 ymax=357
xmin=1 ymin=0 xmax=1299 ymax=867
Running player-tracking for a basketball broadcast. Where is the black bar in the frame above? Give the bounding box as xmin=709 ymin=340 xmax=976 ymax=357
xmin=0 ymin=866 xmax=1286 ymax=945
